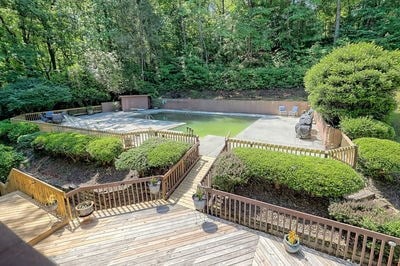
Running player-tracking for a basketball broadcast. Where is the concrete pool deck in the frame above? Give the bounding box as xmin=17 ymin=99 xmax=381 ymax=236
xmin=61 ymin=110 xmax=324 ymax=151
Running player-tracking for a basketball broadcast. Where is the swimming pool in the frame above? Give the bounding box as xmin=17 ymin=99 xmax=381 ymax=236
xmin=132 ymin=111 xmax=259 ymax=137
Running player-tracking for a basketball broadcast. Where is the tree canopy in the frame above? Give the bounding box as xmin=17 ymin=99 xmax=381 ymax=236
xmin=1 ymin=0 xmax=399 ymax=109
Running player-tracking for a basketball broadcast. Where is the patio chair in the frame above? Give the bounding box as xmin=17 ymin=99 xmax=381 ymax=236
xmin=289 ymin=106 xmax=299 ymax=116
xmin=278 ymin=105 xmax=288 ymax=116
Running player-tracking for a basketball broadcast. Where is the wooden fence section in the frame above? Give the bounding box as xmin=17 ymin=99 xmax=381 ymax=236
xmin=162 ymin=143 xmax=200 ymax=198
xmin=203 ymin=188 xmax=400 ymax=265
xmin=225 ymin=138 xmax=357 ymax=168
xmin=65 ymin=176 xmax=163 ymax=219
xmin=6 ymin=169 xmax=68 ymax=218
xmin=11 ymin=106 xmax=103 ymax=122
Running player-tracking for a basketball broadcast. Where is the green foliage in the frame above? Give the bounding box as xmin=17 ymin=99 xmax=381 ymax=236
xmin=86 ymin=137 xmax=123 ymax=165
xmin=305 ymin=43 xmax=400 ymax=126
xmin=211 ymin=152 xmax=248 ymax=192
xmin=233 ymin=148 xmax=364 ymax=198
xmin=0 ymin=78 xmax=72 ymax=119
xmin=0 ymin=145 xmax=24 ymax=183
xmin=115 ymin=138 xmax=190 ymax=176
xmin=354 ymin=138 xmax=400 ymax=182
xmin=340 ymin=117 xmax=395 ymax=140
xmin=32 ymin=133 xmax=94 ymax=162
xmin=328 ymin=199 xmax=399 ymax=235
xmin=16 ymin=132 xmax=43 ymax=150
xmin=7 ymin=122 xmax=40 ymax=143
xmin=0 ymin=120 xmax=12 ymax=140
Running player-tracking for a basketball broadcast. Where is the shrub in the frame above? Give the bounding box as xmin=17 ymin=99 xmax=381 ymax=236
xmin=7 ymin=122 xmax=40 ymax=143
xmin=354 ymin=138 xmax=400 ymax=182
xmin=0 ymin=144 xmax=24 ymax=183
xmin=16 ymin=132 xmax=43 ymax=150
xmin=86 ymin=137 xmax=123 ymax=164
xmin=329 ymin=199 xmax=400 ymax=238
xmin=304 ymin=42 xmax=400 ymax=126
xmin=0 ymin=120 xmax=12 ymax=139
xmin=0 ymin=78 xmax=72 ymax=119
xmin=32 ymin=132 xmax=93 ymax=161
xmin=340 ymin=117 xmax=395 ymax=140
xmin=147 ymin=141 xmax=190 ymax=170
xmin=211 ymin=152 xmax=248 ymax=192
xmin=115 ymin=138 xmax=191 ymax=176
xmin=233 ymin=148 xmax=364 ymax=198
xmin=328 ymin=200 xmax=392 ymax=231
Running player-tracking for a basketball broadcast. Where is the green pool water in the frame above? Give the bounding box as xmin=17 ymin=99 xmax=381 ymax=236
xmin=135 ymin=112 xmax=258 ymax=137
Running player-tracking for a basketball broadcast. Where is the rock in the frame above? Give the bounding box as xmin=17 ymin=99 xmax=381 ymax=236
xmin=345 ymin=188 xmax=375 ymax=201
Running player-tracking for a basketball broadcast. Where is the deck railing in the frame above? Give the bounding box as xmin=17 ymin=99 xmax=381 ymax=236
xmin=225 ymin=138 xmax=357 ymax=168
xmin=6 ymin=169 xmax=68 ymax=218
xmin=162 ymin=143 xmax=200 ymax=198
xmin=65 ymin=176 xmax=163 ymax=219
xmin=11 ymin=109 xmax=199 ymax=149
xmin=203 ymin=187 xmax=400 ymax=265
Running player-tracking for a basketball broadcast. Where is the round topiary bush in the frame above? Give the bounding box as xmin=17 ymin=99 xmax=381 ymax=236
xmin=354 ymin=137 xmax=400 ymax=182
xmin=340 ymin=117 xmax=395 ymax=140
xmin=305 ymin=42 xmax=400 ymax=126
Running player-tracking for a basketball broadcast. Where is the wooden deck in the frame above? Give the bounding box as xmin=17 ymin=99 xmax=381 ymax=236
xmin=34 ymin=204 xmax=352 ymax=265
xmin=0 ymin=191 xmax=66 ymax=245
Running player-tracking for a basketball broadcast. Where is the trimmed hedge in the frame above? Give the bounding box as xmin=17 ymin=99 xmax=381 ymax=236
xmin=354 ymin=138 xmax=400 ymax=182
xmin=0 ymin=144 xmax=24 ymax=183
xmin=340 ymin=117 xmax=395 ymax=140
xmin=0 ymin=120 xmax=12 ymax=139
xmin=115 ymin=138 xmax=191 ymax=176
xmin=33 ymin=132 xmax=94 ymax=161
xmin=211 ymin=151 xmax=248 ymax=192
xmin=87 ymin=137 xmax=123 ymax=165
xmin=232 ymin=148 xmax=364 ymax=198
xmin=32 ymin=132 xmax=123 ymax=164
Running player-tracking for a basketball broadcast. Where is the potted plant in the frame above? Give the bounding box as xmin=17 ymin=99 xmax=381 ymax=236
xmin=192 ymin=188 xmax=206 ymax=210
xmin=148 ymin=177 xmax=161 ymax=194
xmin=45 ymin=194 xmax=58 ymax=212
xmin=86 ymin=106 xmax=94 ymax=115
xmin=75 ymin=200 xmax=94 ymax=217
xmin=283 ymin=230 xmax=301 ymax=253
xmin=112 ymin=102 xmax=121 ymax=112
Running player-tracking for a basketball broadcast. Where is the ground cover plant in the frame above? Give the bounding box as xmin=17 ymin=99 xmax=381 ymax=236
xmin=212 ymin=149 xmax=364 ymax=198
xmin=115 ymin=138 xmax=191 ymax=176
xmin=354 ymin=138 xmax=400 ymax=182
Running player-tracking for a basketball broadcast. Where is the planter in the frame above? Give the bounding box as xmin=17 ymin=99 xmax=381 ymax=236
xmin=283 ymin=234 xmax=301 ymax=253
xmin=192 ymin=196 xmax=206 ymax=210
xmin=75 ymin=200 xmax=94 ymax=217
xmin=87 ymin=109 xmax=94 ymax=115
xmin=45 ymin=201 xmax=58 ymax=212
xmin=148 ymin=181 xmax=161 ymax=195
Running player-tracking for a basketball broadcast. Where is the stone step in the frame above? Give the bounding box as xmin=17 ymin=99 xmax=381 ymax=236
xmin=345 ymin=188 xmax=375 ymax=201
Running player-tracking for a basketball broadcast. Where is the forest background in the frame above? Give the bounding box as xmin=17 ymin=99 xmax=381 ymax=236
xmin=1 ymin=0 xmax=399 ymax=113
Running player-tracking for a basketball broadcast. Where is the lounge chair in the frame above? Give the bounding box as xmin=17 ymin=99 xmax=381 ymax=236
xmin=289 ymin=106 xmax=299 ymax=116
xmin=278 ymin=106 xmax=288 ymax=116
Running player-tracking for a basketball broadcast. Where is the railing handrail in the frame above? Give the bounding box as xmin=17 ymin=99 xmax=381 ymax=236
xmin=65 ymin=175 xmax=163 ymax=197
xmin=10 ymin=168 xmax=65 ymax=193
xmin=204 ymin=187 xmax=400 ymax=243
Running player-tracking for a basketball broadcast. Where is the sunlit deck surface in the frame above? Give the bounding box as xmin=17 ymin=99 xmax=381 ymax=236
xmin=0 ymin=191 xmax=63 ymax=245
xmin=35 ymin=204 xmax=352 ymax=265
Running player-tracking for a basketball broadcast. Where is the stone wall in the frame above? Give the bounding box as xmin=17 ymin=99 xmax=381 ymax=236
xmin=120 ymin=95 xmax=150 ymax=111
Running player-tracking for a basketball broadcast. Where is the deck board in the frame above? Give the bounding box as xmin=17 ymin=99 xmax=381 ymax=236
xmin=35 ymin=204 xmax=352 ymax=265
xmin=0 ymin=191 xmax=62 ymax=244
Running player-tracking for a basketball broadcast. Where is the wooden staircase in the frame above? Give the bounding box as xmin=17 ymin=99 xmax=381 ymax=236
xmin=169 ymin=156 xmax=215 ymax=209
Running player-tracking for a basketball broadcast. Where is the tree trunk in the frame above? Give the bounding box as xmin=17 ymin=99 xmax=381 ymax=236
xmin=334 ymin=0 xmax=341 ymax=43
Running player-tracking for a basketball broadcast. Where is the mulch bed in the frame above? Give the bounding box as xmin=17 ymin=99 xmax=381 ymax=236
xmin=20 ymin=152 xmax=136 ymax=191
xmin=234 ymin=182 xmax=331 ymax=218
